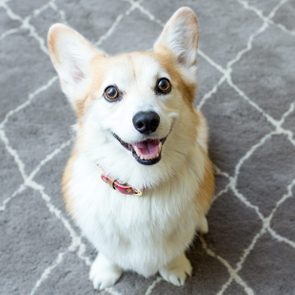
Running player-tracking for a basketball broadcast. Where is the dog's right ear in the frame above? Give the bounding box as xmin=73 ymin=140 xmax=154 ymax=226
xmin=48 ymin=24 xmax=104 ymax=107
xmin=154 ymin=7 xmax=199 ymax=75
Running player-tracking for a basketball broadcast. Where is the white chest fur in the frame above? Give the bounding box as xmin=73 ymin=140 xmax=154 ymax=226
xmin=68 ymin=146 xmax=205 ymax=277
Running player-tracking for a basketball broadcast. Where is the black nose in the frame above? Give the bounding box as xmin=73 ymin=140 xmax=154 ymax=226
xmin=132 ymin=111 xmax=160 ymax=135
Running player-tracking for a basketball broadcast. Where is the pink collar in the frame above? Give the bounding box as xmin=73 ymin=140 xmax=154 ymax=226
xmin=101 ymin=174 xmax=143 ymax=196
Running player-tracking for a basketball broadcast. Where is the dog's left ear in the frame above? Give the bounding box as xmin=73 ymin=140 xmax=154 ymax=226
xmin=154 ymin=7 xmax=199 ymax=72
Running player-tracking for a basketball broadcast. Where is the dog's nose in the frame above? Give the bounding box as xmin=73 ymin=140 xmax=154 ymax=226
xmin=133 ymin=111 xmax=160 ymax=135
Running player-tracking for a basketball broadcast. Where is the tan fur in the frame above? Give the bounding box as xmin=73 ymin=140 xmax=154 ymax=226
xmin=153 ymin=49 xmax=214 ymax=217
xmin=153 ymin=47 xmax=214 ymax=214
xmin=47 ymin=25 xmax=61 ymax=65
xmin=195 ymin=152 xmax=215 ymax=216
xmin=152 ymin=48 xmax=197 ymax=106
xmin=151 ymin=48 xmax=200 ymax=150
xmin=61 ymin=145 xmax=78 ymax=215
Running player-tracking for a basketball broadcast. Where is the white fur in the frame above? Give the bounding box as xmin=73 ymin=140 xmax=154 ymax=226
xmin=66 ymin=53 xmax=209 ymax=284
xmin=48 ymin=7 xmax=211 ymax=289
xmin=69 ymin=133 xmax=206 ymax=277
xmin=159 ymin=253 xmax=192 ymax=286
xmin=81 ymin=54 xmax=196 ymax=189
xmin=89 ymin=253 xmax=122 ymax=290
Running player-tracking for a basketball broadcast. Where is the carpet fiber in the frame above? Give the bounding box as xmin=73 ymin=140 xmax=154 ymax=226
xmin=1 ymin=0 xmax=295 ymax=294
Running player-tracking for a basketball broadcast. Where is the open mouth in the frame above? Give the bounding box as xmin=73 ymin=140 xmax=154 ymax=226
xmin=112 ymin=134 xmax=166 ymax=165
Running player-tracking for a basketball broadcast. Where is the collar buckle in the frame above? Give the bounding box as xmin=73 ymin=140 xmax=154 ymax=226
xmin=101 ymin=175 xmax=143 ymax=197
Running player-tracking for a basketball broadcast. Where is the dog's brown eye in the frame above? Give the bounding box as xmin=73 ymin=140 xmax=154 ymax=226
xmin=156 ymin=78 xmax=172 ymax=94
xmin=104 ymin=85 xmax=120 ymax=102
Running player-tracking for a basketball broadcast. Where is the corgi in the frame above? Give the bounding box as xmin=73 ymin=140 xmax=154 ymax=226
xmin=48 ymin=7 xmax=214 ymax=290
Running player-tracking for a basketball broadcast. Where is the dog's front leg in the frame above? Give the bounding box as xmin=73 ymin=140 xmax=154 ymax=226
xmin=89 ymin=253 xmax=122 ymax=290
xmin=159 ymin=253 xmax=192 ymax=286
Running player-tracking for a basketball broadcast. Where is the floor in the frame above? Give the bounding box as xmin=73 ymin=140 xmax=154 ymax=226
xmin=1 ymin=0 xmax=295 ymax=294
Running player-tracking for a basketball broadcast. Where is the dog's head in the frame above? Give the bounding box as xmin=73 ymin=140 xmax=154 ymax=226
xmin=48 ymin=7 xmax=200 ymax=187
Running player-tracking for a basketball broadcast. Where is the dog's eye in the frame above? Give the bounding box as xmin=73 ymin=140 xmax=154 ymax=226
xmin=155 ymin=78 xmax=172 ymax=95
xmin=104 ymin=85 xmax=120 ymax=102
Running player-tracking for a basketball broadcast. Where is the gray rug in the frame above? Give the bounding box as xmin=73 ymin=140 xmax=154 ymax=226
xmin=1 ymin=0 xmax=295 ymax=294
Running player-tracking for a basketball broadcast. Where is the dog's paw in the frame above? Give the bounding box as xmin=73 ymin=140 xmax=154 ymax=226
xmin=159 ymin=254 xmax=192 ymax=286
xmin=89 ymin=254 xmax=122 ymax=290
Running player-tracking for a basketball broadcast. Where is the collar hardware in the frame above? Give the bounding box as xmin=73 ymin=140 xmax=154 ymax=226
xmin=101 ymin=174 xmax=143 ymax=197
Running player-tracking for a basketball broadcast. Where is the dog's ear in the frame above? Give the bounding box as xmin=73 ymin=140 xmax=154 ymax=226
xmin=154 ymin=7 xmax=199 ymax=72
xmin=48 ymin=24 xmax=104 ymax=107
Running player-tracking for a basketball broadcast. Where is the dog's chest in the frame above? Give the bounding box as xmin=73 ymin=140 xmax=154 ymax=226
xmin=69 ymin=155 xmax=200 ymax=266
xmin=72 ymin=175 xmax=196 ymax=239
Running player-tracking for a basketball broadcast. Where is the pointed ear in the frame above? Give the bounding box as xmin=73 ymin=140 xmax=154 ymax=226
xmin=47 ymin=24 xmax=104 ymax=107
xmin=154 ymin=7 xmax=199 ymax=72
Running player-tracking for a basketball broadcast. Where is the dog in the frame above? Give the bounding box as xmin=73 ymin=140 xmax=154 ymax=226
xmin=47 ymin=6 xmax=214 ymax=290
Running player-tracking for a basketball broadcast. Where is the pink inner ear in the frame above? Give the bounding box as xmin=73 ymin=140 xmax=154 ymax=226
xmin=73 ymin=64 xmax=85 ymax=82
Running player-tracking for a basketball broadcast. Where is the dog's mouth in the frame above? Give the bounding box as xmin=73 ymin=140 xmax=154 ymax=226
xmin=112 ymin=134 xmax=166 ymax=165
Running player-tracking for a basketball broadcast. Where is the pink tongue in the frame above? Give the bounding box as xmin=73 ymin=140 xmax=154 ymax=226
xmin=132 ymin=140 xmax=161 ymax=160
